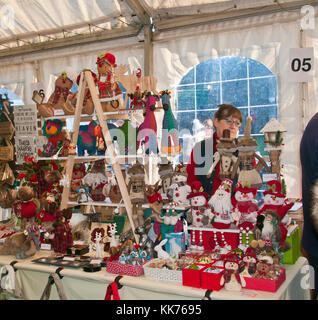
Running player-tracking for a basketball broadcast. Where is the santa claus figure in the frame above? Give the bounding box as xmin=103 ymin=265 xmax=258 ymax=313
xmin=220 ymin=253 xmax=246 ymax=291
xmin=232 ymin=182 xmax=258 ymax=250
xmin=168 ymin=163 xmax=191 ymax=206
xmin=186 ymin=181 xmax=212 ymax=250
xmin=208 ymin=179 xmax=234 ymax=229
xmin=258 ymin=180 xmax=294 ymax=227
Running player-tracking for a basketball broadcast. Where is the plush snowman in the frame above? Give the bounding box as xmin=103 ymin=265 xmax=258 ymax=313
xmin=258 ymin=180 xmax=294 ymax=227
xmin=232 ymin=182 xmax=258 ymax=250
xmin=186 ymin=181 xmax=212 ymax=251
xmin=167 ymin=163 xmax=191 ymax=206
xmin=208 ymin=179 xmax=234 ymax=229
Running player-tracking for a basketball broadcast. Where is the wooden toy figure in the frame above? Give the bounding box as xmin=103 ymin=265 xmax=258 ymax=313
xmin=231 ymin=116 xmax=270 ymax=188
xmin=206 ymin=129 xmax=238 ymax=180
xmin=136 ymin=93 xmax=160 ymax=155
xmin=96 ymin=52 xmax=123 ymax=112
xmin=160 ymin=90 xmax=181 ymax=154
xmin=127 ymin=162 xmax=147 ymax=227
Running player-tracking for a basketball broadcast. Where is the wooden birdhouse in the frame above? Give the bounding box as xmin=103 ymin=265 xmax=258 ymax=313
xmin=260 ymin=118 xmax=286 ymax=151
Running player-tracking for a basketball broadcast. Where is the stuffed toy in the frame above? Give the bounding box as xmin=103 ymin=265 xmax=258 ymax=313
xmin=62 ymin=69 xmax=97 ymax=115
xmin=220 ymin=253 xmax=246 ymax=291
xmin=13 ymin=186 xmax=40 ymax=231
xmin=76 ymin=186 xmax=92 ymax=203
xmin=128 ymin=86 xmax=146 ymax=109
xmin=40 ymin=119 xmax=65 ymax=157
xmin=160 ymin=90 xmax=181 ymax=154
xmin=158 ymin=160 xmax=175 ymax=202
xmin=252 ymin=209 xmax=290 ymax=254
xmin=241 ymin=246 xmax=258 ymax=277
xmin=186 ymin=181 xmax=212 ymax=251
xmin=70 ymin=163 xmax=86 ymax=201
xmin=77 ymin=120 xmax=97 ymax=156
xmin=258 ymin=180 xmax=294 ymax=227
xmin=82 ymin=160 xmax=108 ymax=202
xmin=37 ymin=68 xmax=77 ymax=117
xmin=168 ymin=162 xmax=191 ymax=206
xmin=103 ymin=171 xmax=124 ymax=203
xmin=206 ymin=129 xmax=238 ymax=180
xmin=44 ymin=162 xmax=62 ymax=198
xmin=0 ymin=232 xmax=30 ymax=256
xmin=231 ymin=116 xmax=270 ymax=188
xmin=127 ymin=162 xmax=147 ymax=227
xmin=208 ymin=179 xmax=234 ymax=229
xmin=145 ymin=182 xmax=164 ymax=223
xmin=136 ymin=93 xmax=160 ymax=155
xmin=96 ymin=52 xmax=123 ymax=112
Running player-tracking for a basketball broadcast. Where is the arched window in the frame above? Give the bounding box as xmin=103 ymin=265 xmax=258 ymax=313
xmin=174 ymin=56 xmax=278 ymax=164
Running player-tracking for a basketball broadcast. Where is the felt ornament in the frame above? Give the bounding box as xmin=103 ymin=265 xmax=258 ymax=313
xmin=231 ymin=116 xmax=270 ymax=188
xmin=207 ymin=129 xmax=238 ymax=180
xmin=136 ymin=93 xmax=160 ymax=155
xmin=40 ymin=119 xmax=65 ymax=157
xmin=96 ymin=52 xmax=123 ymax=112
xmin=208 ymin=179 xmax=234 ymax=229
xmin=220 ymin=253 xmax=246 ymax=291
xmin=160 ymin=90 xmax=181 ymax=154
xmin=258 ymin=180 xmax=294 ymax=226
xmin=62 ymin=69 xmax=97 ymax=115
xmin=168 ymin=162 xmax=191 ymax=206
xmin=37 ymin=68 xmax=77 ymax=117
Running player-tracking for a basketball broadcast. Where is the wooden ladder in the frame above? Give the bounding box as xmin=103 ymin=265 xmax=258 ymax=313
xmin=60 ymin=70 xmax=137 ymax=240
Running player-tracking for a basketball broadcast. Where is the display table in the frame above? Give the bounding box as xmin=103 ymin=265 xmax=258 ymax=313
xmin=0 ymin=252 xmax=310 ymax=300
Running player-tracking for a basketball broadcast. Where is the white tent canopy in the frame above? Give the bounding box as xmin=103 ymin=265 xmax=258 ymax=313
xmin=0 ymin=0 xmax=318 ymax=198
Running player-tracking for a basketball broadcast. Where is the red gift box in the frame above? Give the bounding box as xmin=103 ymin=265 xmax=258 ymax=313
xmin=182 ymin=264 xmax=207 ymax=288
xmin=106 ymin=260 xmax=145 ymax=277
xmin=243 ymin=268 xmax=286 ymax=292
xmin=201 ymin=265 xmax=225 ymax=291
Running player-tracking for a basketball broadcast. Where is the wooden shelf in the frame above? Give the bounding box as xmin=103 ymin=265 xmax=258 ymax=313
xmin=68 ymin=201 xmax=150 ymax=208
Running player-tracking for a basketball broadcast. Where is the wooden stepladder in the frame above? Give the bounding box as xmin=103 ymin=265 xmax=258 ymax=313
xmin=60 ymin=70 xmax=137 ymax=240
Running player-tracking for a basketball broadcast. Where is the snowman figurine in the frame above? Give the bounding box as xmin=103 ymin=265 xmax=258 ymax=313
xmin=258 ymin=180 xmax=294 ymax=228
xmin=167 ymin=163 xmax=191 ymax=207
xmin=231 ymin=182 xmax=259 ymax=250
xmin=186 ymin=181 xmax=212 ymax=250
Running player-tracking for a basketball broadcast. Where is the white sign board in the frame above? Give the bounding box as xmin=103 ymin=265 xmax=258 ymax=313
xmin=289 ymin=47 xmax=314 ymax=82
xmin=13 ymin=104 xmax=38 ymax=136
xmin=15 ymin=136 xmax=38 ymax=164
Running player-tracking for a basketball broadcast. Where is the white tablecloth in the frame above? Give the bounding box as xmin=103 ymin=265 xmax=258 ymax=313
xmin=0 ymin=252 xmax=310 ymax=300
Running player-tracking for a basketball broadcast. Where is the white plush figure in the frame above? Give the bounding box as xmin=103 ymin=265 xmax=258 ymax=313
xmin=109 ymin=223 xmax=119 ymax=248
xmin=208 ymin=179 xmax=233 ymax=229
xmin=169 ymin=238 xmax=182 ymax=258
xmin=94 ymin=231 xmax=104 ymax=259
xmin=167 ymin=163 xmax=191 ymax=206
xmin=154 ymin=238 xmax=170 ymax=259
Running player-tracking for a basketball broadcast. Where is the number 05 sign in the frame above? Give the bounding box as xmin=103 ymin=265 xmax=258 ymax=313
xmin=289 ymin=47 xmax=314 ymax=82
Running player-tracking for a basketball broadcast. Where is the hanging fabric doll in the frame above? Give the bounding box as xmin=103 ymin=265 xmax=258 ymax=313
xmin=231 ymin=116 xmax=270 ymax=188
xmin=160 ymin=90 xmax=181 ymax=154
xmin=207 ymin=129 xmax=238 ymax=180
xmin=208 ymin=179 xmax=234 ymax=229
xmin=231 ymin=182 xmax=258 ymax=250
xmin=258 ymin=180 xmax=294 ymax=227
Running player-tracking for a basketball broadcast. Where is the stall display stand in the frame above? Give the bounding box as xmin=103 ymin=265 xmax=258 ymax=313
xmin=59 ymin=70 xmax=137 ymax=241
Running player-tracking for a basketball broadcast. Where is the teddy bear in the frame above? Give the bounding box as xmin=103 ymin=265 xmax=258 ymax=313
xmin=0 ymin=232 xmax=29 ymax=255
xmin=70 ymin=163 xmax=86 ymax=201
xmin=62 ymin=69 xmax=98 ymax=115
xmin=40 ymin=119 xmax=66 ymax=157
xmin=37 ymin=68 xmax=77 ymax=117
xmin=13 ymin=186 xmax=40 ymax=232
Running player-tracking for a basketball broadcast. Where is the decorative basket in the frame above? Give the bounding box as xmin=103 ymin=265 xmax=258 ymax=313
xmin=106 ymin=260 xmax=145 ymax=277
xmin=0 ymin=139 xmax=14 ymax=161
xmin=143 ymin=259 xmax=182 ymax=283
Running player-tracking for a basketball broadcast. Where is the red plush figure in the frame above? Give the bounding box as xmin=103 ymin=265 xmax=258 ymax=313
xmin=258 ymin=180 xmax=294 ymax=227
xmin=53 ymin=210 xmax=73 ymax=255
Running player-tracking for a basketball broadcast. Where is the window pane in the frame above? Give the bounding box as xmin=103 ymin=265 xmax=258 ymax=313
xmin=248 ymin=58 xmax=273 ymax=77
xmin=196 ymin=60 xmax=220 ymax=83
xmin=196 ymin=83 xmax=220 ymax=109
xmin=176 ymin=85 xmax=195 ymax=111
xmin=250 ymin=106 xmax=278 ymax=134
xmin=221 ymin=56 xmax=247 ymax=80
xmin=222 ymin=80 xmax=248 ymax=107
xmin=176 ymin=111 xmax=195 ymax=136
xmin=249 ymin=77 xmax=277 ymax=106
xmin=180 ymin=68 xmax=194 ymax=85
xmin=255 ymin=135 xmax=269 ymax=156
